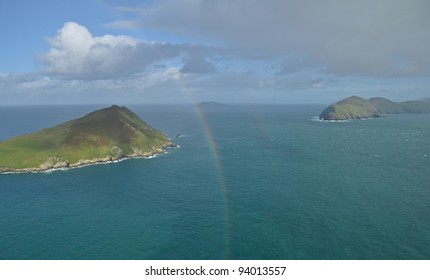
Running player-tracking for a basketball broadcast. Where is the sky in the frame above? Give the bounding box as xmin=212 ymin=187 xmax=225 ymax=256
xmin=1 ymin=0 xmax=430 ymax=105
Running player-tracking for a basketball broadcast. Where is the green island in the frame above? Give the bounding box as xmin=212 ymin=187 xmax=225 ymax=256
xmin=319 ymin=96 xmax=430 ymax=121
xmin=0 ymin=105 xmax=175 ymax=173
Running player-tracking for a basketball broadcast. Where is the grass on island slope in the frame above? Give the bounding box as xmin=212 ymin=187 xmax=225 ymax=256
xmin=319 ymin=96 xmax=430 ymax=120
xmin=0 ymin=105 xmax=173 ymax=170
xmin=319 ymin=96 xmax=382 ymax=120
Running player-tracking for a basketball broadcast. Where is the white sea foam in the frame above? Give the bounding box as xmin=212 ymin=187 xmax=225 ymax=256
xmin=310 ymin=116 xmax=323 ymax=122
xmin=167 ymin=145 xmax=180 ymax=149
xmin=310 ymin=116 xmax=350 ymax=122
xmin=1 ymin=146 xmax=181 ymax=175
xmin=42 ymin=167 xmax=69 ymax=174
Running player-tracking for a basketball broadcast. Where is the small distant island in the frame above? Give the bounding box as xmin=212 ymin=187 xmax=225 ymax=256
xmin=0 ymin=105 xmax=175 ymax=173
xmin=196 ymin=101 xmax=227 ymax=109
xmin=319 ymin=96 xmax=430 ymax=121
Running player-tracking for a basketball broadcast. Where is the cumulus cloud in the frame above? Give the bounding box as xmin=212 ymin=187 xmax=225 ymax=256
xmin=118 ymin=0 xmax=430 ymax=77
xmin=38 ymin=22 xmax=140 ymax=79
xmin=37 ymin=22 xmax=214 ymax=80
xmin=4 ymin=1 xmax=430 ymax=105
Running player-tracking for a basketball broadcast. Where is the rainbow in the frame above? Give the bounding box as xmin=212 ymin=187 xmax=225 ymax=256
xmin=178 ymin=84 xmax=232 ymax=259
xmin=130 ymin=39 xmax=233 ymax=257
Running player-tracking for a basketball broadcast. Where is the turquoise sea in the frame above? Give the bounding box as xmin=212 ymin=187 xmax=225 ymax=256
xmin=0 ymin=105 xmax=429 ymax=259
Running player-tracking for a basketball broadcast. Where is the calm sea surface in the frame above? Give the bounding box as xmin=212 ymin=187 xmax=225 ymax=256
xmin=0 ymin=105 xmax=429 ymax=259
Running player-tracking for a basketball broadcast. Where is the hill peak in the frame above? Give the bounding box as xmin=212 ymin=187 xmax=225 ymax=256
xmin=102 ymin=104 xmax=128 ymax=113
xmin=107 ymin=104 xmax=131 ymax=110
xmin=0 ymin=106 xmax=175 ymax=173
xmin=109 ymin=104 xmax=122 ymax=110
xmin=320 ymin=96 xmax=430 ymax=120
xmin=338 ymin=96 xmax=366 ymax=104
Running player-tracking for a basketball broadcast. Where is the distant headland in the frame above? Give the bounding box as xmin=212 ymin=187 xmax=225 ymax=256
xmin=0 ymin=105 xmax=175 ymax=174
xmin=319 ymin=96 xmax=430 ymax=121
xmin=196 ymin=102 xmax=227 ymax=109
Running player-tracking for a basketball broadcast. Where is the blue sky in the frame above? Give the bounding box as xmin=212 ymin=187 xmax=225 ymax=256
xmin=1 ymin=0 xmax=429 ymax=105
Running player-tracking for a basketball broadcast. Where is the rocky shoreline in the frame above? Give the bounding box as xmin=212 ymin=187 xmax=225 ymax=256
xmin=0 ymin=143 xmax=177 ymax=175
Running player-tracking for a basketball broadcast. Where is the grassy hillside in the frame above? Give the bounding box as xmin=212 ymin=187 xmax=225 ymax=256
xmin=0 ymin=105 xmax=174 ymax=172
xmin=367 ymin=97 xmax=404 ymax=114
xmin=320 ymin=96 xmax=430 ymax=120
xmin=319 ymin=96 xmax=383 ymax=120
xmin=400 ymin=100 xmax=430 ymax=113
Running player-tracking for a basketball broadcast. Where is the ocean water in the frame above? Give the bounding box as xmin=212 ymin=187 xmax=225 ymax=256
xmin=0 ymin=105 xmax=429 ymax=260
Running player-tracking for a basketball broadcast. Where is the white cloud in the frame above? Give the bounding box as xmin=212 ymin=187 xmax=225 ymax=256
xmin=38 ymin=22 xmax=141 ymax=79
xmin=37 ymin=22 xmax=223 ymax=80
xmin=38 ymin=22 xmax=210 ymax=80
xmin=3 ymin=5 xmax=430 ymax=106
